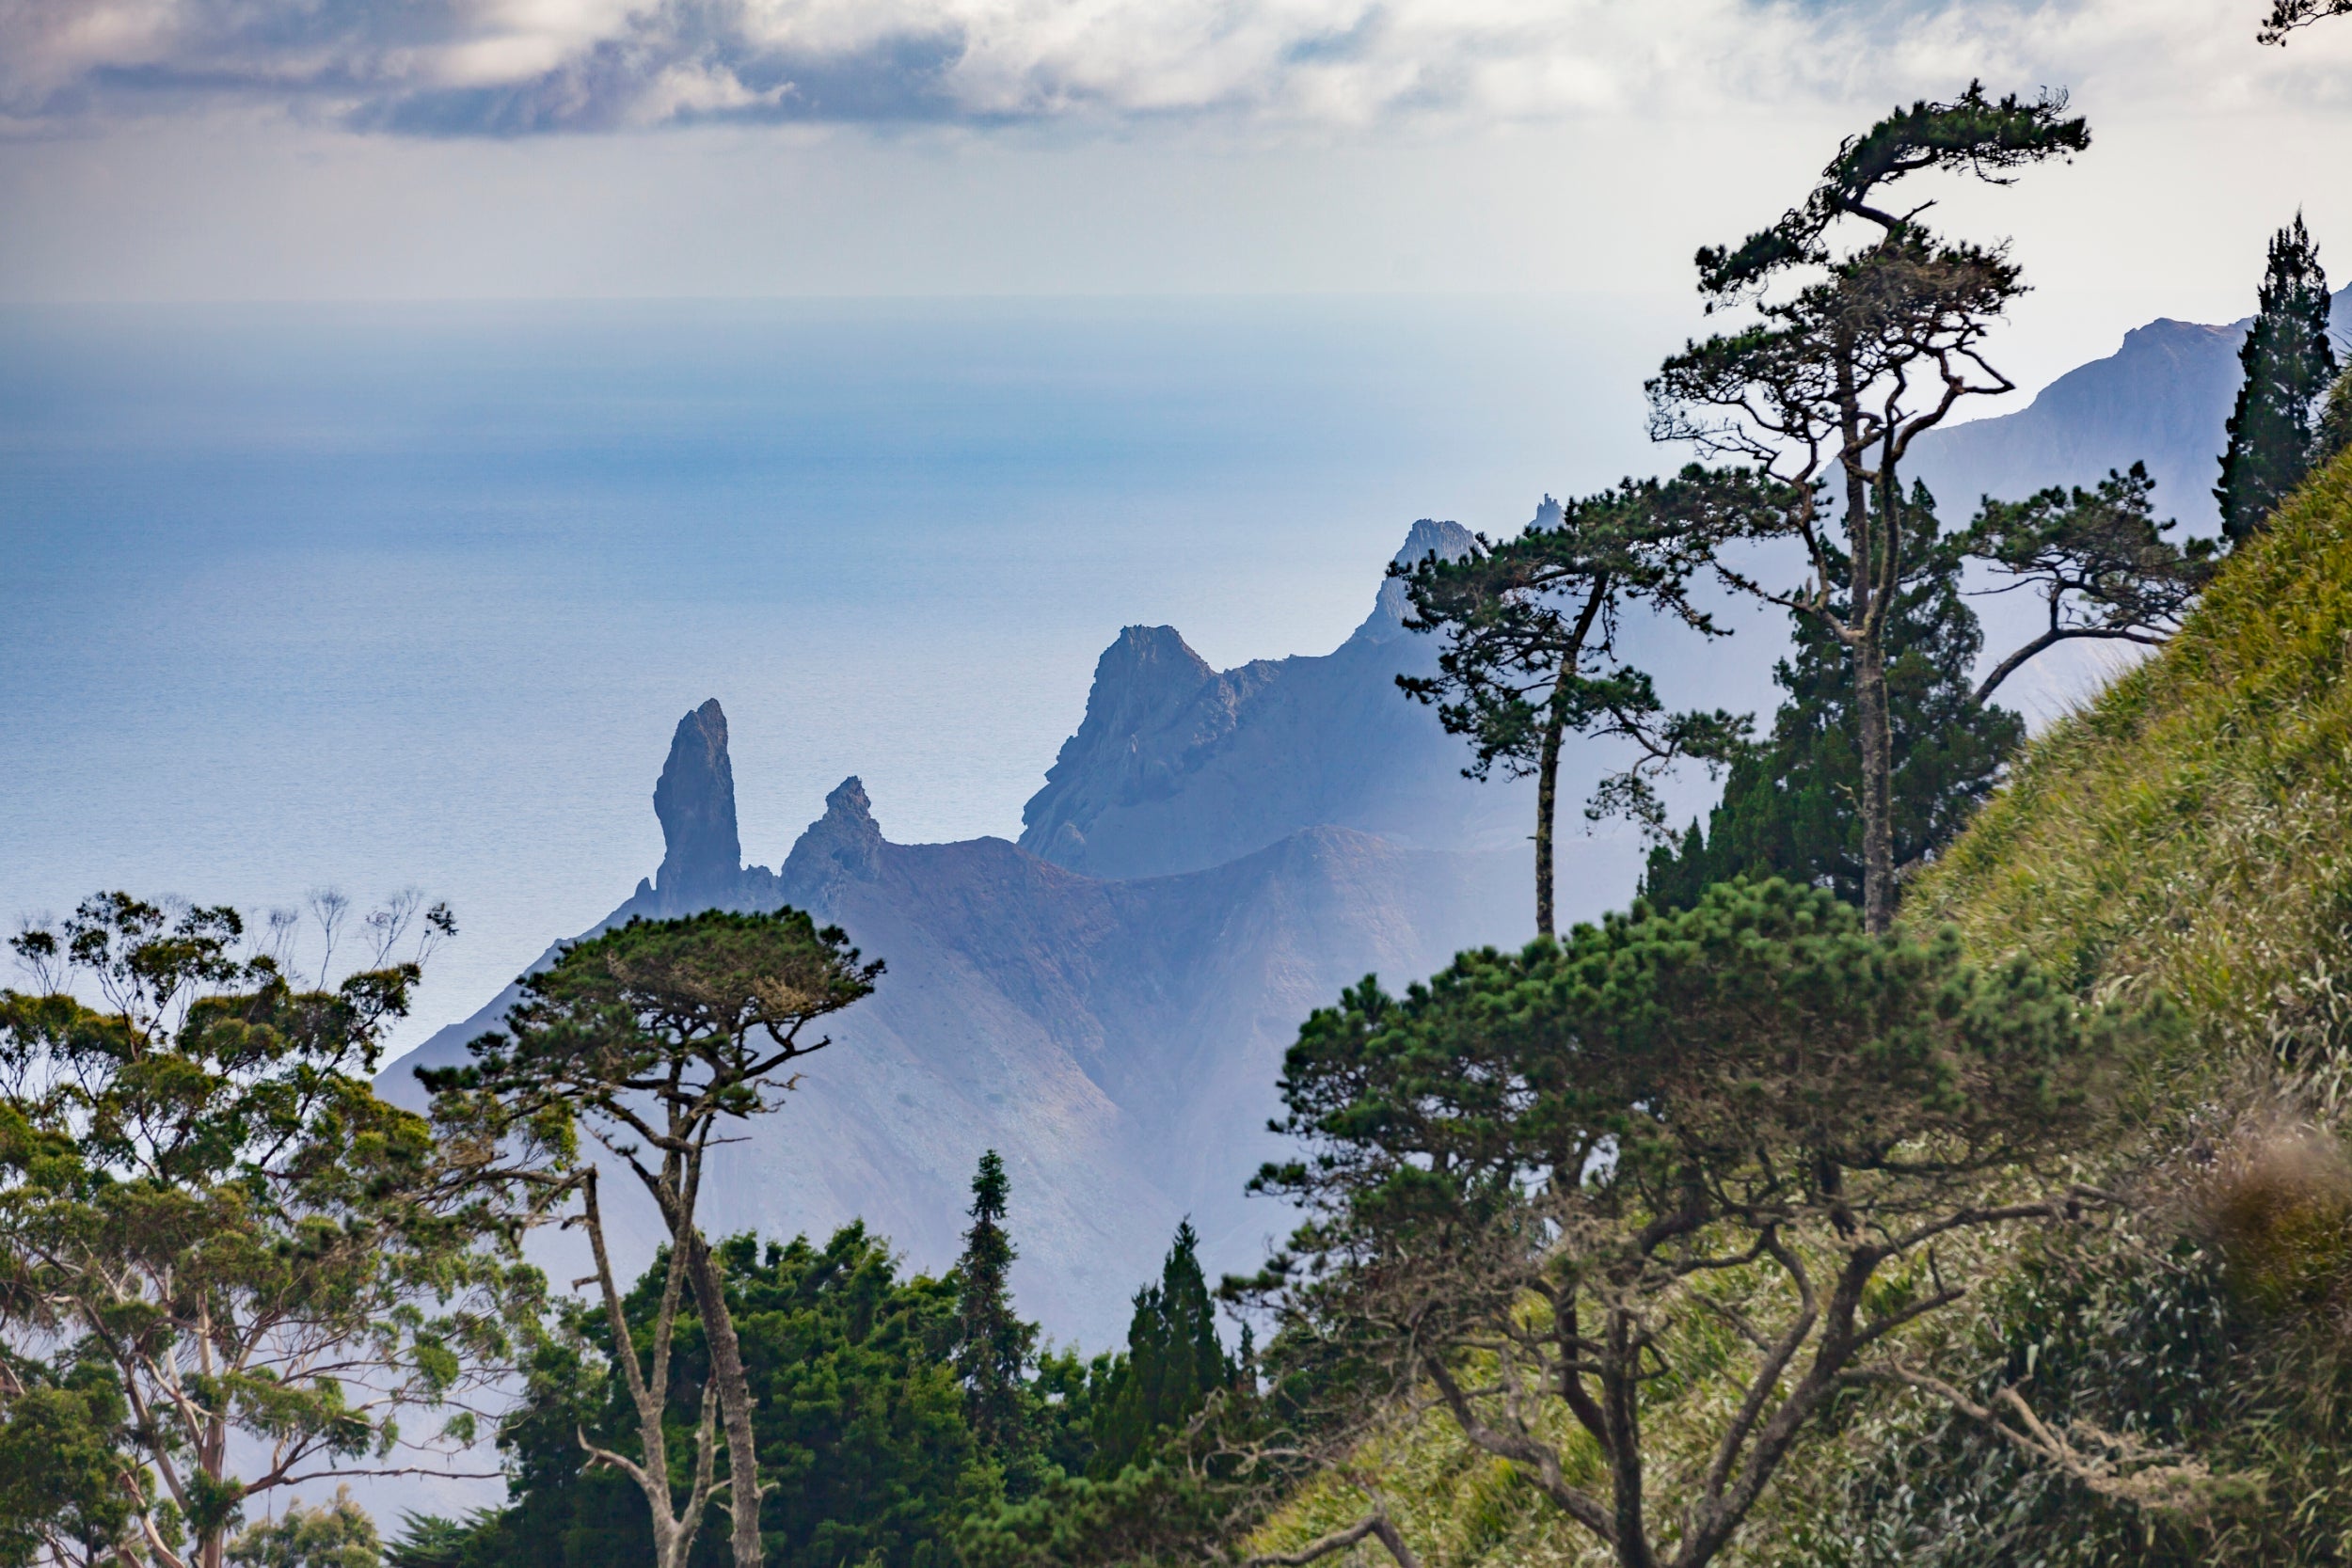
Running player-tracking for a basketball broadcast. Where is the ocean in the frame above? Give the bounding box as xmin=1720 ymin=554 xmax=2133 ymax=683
xmin=0 ymin=294 xmax=1716 ymax=1048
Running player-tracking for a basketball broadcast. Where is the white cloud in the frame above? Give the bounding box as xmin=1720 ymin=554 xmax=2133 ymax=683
xmin=0 ymin=0 xmax=2346 ymax=136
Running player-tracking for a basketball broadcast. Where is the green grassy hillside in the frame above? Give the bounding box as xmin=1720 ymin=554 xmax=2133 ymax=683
xmin=1248 ymin=451 xmax=2352 ymax=1568
xmin=1914 ymin=449 xmax=2352 ymax=1067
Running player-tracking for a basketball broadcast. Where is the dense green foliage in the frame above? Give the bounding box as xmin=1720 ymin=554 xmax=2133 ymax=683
xmin=2217 ymin=215 xmax=2337 ymax=546
xmin=423 ymin=907 xmax=886 ymax=1568
xmin=1086 ymin=1223 xmax=1237 ymax=1481
xmin=1244 ymin=878 xmax=2144 ymax=1568
xmin=1642 ymin=496 xmax=2023 ymax=912
xmin=229 ymin=1489 xmax=383 ymax=1568
xmin=0 ymin=894 xmax=530 ymax=1568
xmin=413 ymin=1226 xmax=981 ymax=1568
xmin=400 ymin=1202 xmax=1238 ymax=1568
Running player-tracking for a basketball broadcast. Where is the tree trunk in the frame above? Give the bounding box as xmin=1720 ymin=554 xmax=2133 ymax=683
xmin=688 ymin=1230 xmax=766 ymax=1568
xmin=1534 ymin=699 xmax=1565 ymax=938
xmin=1854 ymin=634 xmax=1895 ymax=934
xmin=1535 ymin=579 xmax=1609 ymax=940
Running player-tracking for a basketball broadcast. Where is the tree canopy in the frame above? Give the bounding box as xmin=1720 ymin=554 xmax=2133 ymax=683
xmin=2217 ymin=214 xmax=2338 ymax=545
xmin=1393 ymin=473 xmax=1764 ymax=933
xmin=1650 ymin=82 xmax=2088 ymax=931
xmin=425 ymin=909 xmax=882 ymax=1568
xmin=1963 ymin=462 xmax=2217 ymax=701
xmin=1242 ymin=879 xmax=2155 ymax=1568
xmin=1643 ymin=488 xmax=2023 ymax=912
xmin=0 ymin=893 xmax=529 ymax=1568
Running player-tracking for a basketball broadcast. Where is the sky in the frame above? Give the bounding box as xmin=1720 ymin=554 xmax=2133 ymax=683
xmin=5 ymin=0 xmax=2352 ymax=382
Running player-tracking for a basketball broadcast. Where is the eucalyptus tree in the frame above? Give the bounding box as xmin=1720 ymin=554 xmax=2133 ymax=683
xmin=1649 ymin=83 xmax=2089 ymax=932
xmin=0 ymin=893 xmax=529 ymax=1568
xmin=423 ymin=910 xmax=881 ymax=1568
xmin=1393 ymin=472 xmax=1768 ymax=934
xmin=1964 ymin=462 xmax=2218 ymax=701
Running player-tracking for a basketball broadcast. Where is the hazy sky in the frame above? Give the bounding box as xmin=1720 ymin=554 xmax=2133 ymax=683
xmin=4 ymin=0 xmax=2352 ymax=378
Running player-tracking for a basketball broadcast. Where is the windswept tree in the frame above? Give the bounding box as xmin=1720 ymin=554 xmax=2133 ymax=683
xmin=1965 ymin=462 xmax=2218 ymax=700
xmin=0 ymin=894 xmax=531 ymax=1568
xmin=1650 ymin=83 xmax=2090 ymax=932
xmin=1394 ymin=474 xmax=1767 ymax=934
xmin=1642 ymin=489 xmax=2022 ymax=911
xmin=1240 ymin=879 xmax=2161 ymax=1568
xmin=955 ymin=1151 xmax=1038 ymax=1468
xmin=422 ymin=910 xmax=880 ymax=1568
xmin=2217 ymin=214 xmax=2338 ymax=545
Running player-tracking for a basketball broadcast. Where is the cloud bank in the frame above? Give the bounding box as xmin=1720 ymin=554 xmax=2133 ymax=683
xmin=0 ymin=0 xmax=2344 ymax=137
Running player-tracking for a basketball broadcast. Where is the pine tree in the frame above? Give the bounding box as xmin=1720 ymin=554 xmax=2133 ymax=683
xmin=1642 ymin=489 xmax=2022 ymax=911
xmin=1089 ymin=1222 xmax=1235 ymax=1478
xmin=954 ymin=1151 xmax=1037 ymax=1461
xmin=2217 ymin=214 xmax=2338 ymax=545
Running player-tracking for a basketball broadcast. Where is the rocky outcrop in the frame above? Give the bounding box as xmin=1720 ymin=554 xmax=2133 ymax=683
xmin=780 ymin=775 xmax=886 ymax=898
xmin=652 ymin=699 xmax=742 ymax=911
xmin=1016 ymin=516 xmax=1525 ymax=880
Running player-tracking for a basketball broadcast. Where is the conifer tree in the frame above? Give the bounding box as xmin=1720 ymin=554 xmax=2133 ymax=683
xmin=954 ymin=1151 xmax=1037 ymax=1462
xmin=2217 ymin=214 xmax=2338 ymax=545
xmin=1089 ymin=1222 xmax=1233 ymax=1478
xmin=1648 ymin=82 xmax=2089 ymax=933
xmin=1393 ymin=478 xmax=1757 ymax=935
xmin=1641 ymin=490 xmax=2021 ymax=911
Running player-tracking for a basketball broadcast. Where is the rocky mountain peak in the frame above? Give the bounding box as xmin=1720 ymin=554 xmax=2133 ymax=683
xmin=653 ymin=698 xmax=742 ymax=910
xmin=1017 ymin=627 xmax=1217 ymax=863
xmin=783 ymin=775 xmax=886 ymax=895
xmin=1353 ymin=516 xmax=1484 ymax=645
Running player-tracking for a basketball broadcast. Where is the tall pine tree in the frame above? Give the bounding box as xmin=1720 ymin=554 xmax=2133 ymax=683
xmin=2217 ymin=214 xmax=2338 ymax=545
xmin=1089 ymin=1222 xmax=1234 ymax=1479
xmin=954 ymin=1151 xmax=1037 ymax=1463
xmin=1642 ymin=488 xmax=2022 ymax=912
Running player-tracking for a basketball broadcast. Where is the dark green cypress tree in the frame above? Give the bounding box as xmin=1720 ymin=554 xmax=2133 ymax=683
xmin=1089 ymin=1222 xmax=1234 ymax=1478
xmin=1642 ymin=487 xmax=2022 ymax=912
xmin=2217 ymin=214 xmax=2338 ymax=545
xmin=954 ymin=1151 xmax=1036 ymax=1462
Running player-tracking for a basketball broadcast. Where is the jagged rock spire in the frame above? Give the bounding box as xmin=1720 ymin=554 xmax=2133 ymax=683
xmin=653 ymin=698 xmax=742 ymax=910
xmin=782 ymin=776 xmax=885 ymax=897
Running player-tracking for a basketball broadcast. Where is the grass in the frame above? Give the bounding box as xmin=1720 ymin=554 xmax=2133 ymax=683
xmin=1912 ymin=449 xmax=2352 ymax=1074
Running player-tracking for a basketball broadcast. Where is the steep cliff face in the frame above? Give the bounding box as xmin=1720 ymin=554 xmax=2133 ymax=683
xmin=652 ymin=698 xmax=743 ymax=911
xmin=1016 ymin=516 xmax=1532 ymax=880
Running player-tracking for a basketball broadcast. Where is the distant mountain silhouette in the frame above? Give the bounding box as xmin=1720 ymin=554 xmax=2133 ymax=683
xmin=1018 ymin=518 xmax=1534 ymax=879
xmin=1913 ymin=290 xmax=2352 ymax=531
xmin=384 ymin=530 xmax=1549 ymax=1346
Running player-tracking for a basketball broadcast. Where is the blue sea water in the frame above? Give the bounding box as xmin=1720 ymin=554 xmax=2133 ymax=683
xmin=0 ymin=294 xmax=1722 ymax=1048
